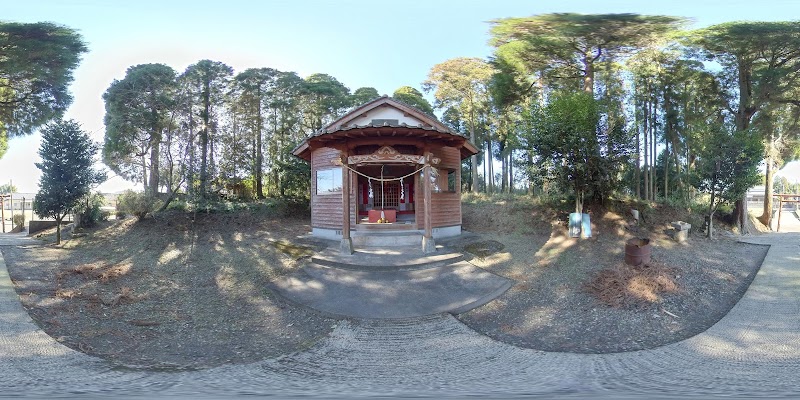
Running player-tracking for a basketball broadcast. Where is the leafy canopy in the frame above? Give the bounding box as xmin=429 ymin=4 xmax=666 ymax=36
xmin=351 ymin=87 xmax=380 ymax=106
xmin=686 ymin=21 xmax=800 ymax=128
xmin=392 ymin=86 xmax=434 ymax=116
xmin=103 ymin=63 xmax=178 ymax=187
xmin=692 ymin=127 xmax=763 ymax=212
xmin=0 ymin=22 xmax=87 ymax=158
xmin=490 ymin=13 xmax=685 ymax=93
xmin=0 ymin=183 xmax=16 ymax=194
xmin=528 ymin=91 xmax=600 ymax=195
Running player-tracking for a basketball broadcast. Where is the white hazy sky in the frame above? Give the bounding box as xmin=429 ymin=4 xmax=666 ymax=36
xmin=2 ymin=0 xmax=800 ymax=193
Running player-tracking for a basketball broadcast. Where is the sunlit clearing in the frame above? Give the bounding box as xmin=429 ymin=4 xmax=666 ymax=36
xmin=158 ymin=245 xmax=182 ymax=265
xmin=470 ymin=252 xmax=511 ymax=267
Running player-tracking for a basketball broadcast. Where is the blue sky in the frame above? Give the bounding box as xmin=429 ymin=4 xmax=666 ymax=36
xmin=2 ymin=0 xmax=800 ymax=193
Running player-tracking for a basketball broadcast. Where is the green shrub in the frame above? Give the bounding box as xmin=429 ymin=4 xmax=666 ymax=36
xmin=166 ymin=199 xmax=188 ymax=212
xmin=12 ymin=214 xmax=24 ymax=228
xmin=117 ymin=190 xmax=161 ymax=221
xmin=75 ymin=192 xmax=108 ymax=228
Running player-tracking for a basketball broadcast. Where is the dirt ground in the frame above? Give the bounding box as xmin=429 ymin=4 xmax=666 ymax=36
xmin=453 ymin=197 xmax=768 ymax=353
xmin=2 ymin=197 xmax=770 ymax=367
xmin=3 ymin=208 xmax=336 ymax=369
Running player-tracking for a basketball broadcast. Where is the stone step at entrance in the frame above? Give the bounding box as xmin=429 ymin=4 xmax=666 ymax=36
xmin=271 ymin=246 xmax=513 ymax=319
xmin=313 ymin=245 xmax=464 ymax=271
xmin=351 ymin=231 xmax=423 ymax=247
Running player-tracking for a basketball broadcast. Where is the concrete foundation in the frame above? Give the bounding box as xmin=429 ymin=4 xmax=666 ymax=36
xmin=422 ymin=236 xmax=436 ymax=253
xmin=340 ymin=238 xmax=354 ymax=255
xmin=313 ymin=225 xmax=462 ymax=242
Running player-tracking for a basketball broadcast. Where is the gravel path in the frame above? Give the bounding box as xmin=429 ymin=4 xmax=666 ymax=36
xmin=1 ymin=232 xmax=799 ymax=398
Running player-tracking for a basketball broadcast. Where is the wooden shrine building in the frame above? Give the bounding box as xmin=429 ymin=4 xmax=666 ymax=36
xmin=292 ymin=96 xmax=479 ymax=254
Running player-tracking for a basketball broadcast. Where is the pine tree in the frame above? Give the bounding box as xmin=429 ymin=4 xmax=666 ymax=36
xmin=34 ymin=120 xmax=104 ymax=244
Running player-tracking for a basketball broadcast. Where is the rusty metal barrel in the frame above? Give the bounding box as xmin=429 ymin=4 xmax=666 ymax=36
xmin=624 ymin=238 xmax=651 ymax=266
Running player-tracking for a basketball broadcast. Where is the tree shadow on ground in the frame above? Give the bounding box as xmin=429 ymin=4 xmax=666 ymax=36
xmin=3 ymin=211 xmax=337 ymax=369
xmin=455 ymin=202 xmax=770 ymax=354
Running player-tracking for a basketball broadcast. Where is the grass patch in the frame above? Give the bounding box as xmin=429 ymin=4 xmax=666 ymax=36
xmin=269 ymin=240 xmax=314 ymax=260
xmin=463 ymin=240 xmax=505 ymax=260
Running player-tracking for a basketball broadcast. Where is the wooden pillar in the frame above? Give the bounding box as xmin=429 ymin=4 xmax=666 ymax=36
xmin=422 ymin=157 xmax=435 ymax=253
xmin=777 ymin=195 xmax=784 ymax=232
xmin=340 ymin=151 xmax=354 ymax=255
xmin=1 ymin=196 xmax=5 ymax=233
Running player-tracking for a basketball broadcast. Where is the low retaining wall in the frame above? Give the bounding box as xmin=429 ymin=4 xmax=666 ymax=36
xmin=28 ymin=220 xmax=73 ymax=235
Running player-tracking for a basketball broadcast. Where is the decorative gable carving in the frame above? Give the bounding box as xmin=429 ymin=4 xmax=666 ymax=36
xmin=343 ymin=145 xmax=440 ymax=165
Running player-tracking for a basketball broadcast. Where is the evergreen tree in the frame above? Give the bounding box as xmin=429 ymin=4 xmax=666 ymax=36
xmin=34 ymin=120 xmax=104 ymax=244
xmin=0 ymin=22 xmax=87 ymax=158
xmin=103 ymin=63 xmax=177 ymax=193
xmin=351 ymin=87 xmax=380 ymax=106
xmin=392 ymin=86 xmax=434 ymax=115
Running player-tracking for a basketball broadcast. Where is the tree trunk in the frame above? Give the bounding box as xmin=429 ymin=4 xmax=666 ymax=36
xmin=706 ymin=212 xmax=714 ymax=239
xmin=759 ymin=150 xmax=775 ymax=227
xmin=643 ymin=96 xmax=649 ymax=201
xmin=55 ymin=215 xmax=63 ymax=245
xmin=650 ymin=97 xmax=657 ymax=201
xmin=734 ymin=61 xmax=754 ymax=234
xmin=707 ymin=187 xmax=717 ymax=239
xmin=582 ymin=54 xmax=594 ymax=95
xmin=209 ymin=126 xmax=216 ymax=190
xmin=149 ymin=136 xmax=160 ymax=194
xmin=635 ymin=100 xmax=641 ymax=199
xmin=500 ymin=141 xmax=507 ymax=193
xmin=141 ymin=153 xmax=148 ymax=192
xmin=664 ymin=136 xmax=669 ymax=199
xmin=200 ymin=78 xmax=211 ymax=199
xmin=187 ymin=96 xmax=196 ymax=200
xmin=469 ymin=107 xmax=478 ymax=193
xmin=511 ymin=152 xmax=516 ymax=193
xmin=482 ymin=149 xmax=487 ymax=193
xmin=527 ymin=150 xmax=533 ymax=195
xmin=575 ymin=188 xmax=584 ymax=214
xmin=256 ymin=99 xmax=265 ymax=199
xmin=671 ymin=135 xmax=682 ymax=196
xmin=487 ymin=138 xmax=493 ymax=194
xmin=663 ymin=89 xmax=672 ymax=199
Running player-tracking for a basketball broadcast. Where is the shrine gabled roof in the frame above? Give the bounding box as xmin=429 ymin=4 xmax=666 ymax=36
xmin=292 ymin=96 xmax=478 ymax=161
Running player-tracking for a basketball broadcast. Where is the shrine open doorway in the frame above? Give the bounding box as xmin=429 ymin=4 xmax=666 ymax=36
xmin=356 ymin=163 xmax=417 ymax=226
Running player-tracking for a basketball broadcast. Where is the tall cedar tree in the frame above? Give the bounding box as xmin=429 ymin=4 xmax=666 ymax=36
xmin=351 ymin=87 xmax=380 ymax=106
xmin=34 ymin=120 xmax=104 ymax=244
xmin=181 ymin=60 xmax=233 ymax=199
xmin=688 ymin=21 xmax=800 ymax=230
xmin=0 ymin=22 xmax=87 ymax=159
xmin=489 ymin=13 xmax=685 ymax=95
xmin=103 ymin=63 xmax=177 ymax=193
xmin=424 ymin=58 xmax=495 ymax=192
xmin=392 ymin=86 xmax=434 ymax=116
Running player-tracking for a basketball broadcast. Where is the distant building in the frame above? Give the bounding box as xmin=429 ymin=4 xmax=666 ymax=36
xmin=747 ymin=185 xmax=766 ymax=203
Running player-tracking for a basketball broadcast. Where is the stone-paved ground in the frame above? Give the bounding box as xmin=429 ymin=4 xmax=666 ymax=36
xmin=1 ymin=233 xmax=799 ymax=398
